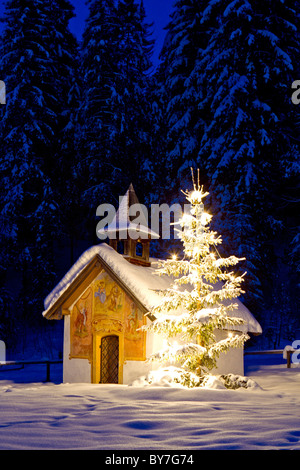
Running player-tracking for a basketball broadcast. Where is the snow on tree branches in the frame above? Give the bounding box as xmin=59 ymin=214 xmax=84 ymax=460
xmin=143 ymin=171 xmax=249 ymax=382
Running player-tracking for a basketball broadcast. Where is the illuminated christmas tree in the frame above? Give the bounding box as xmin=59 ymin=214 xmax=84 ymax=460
xmin=144 ymin=170 xmax=249 ymax=384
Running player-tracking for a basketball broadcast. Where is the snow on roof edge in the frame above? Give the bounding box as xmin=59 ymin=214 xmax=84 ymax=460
xmin=43 ymin=245 xmax=103 ymax=313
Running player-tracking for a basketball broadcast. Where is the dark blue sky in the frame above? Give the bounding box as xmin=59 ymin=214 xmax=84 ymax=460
xmin=0 ymin=0 xmax=174 ymax=64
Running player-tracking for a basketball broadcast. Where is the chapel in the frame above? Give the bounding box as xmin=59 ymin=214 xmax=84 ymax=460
xmin=43 ymin=185 xmax=262 ymax=384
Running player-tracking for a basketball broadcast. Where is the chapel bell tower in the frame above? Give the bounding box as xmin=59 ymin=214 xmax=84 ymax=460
xmin=105 ymin=184 xmax=159 ymax=267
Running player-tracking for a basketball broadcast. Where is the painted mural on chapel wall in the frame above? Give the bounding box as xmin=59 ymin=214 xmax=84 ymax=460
xmin=70 ymin=287 xmax=93 ymax=358
xmin=70 ymin=270 xmax=146 ymax=360
xmin=93 ymin=271 xmax=146 ymax=360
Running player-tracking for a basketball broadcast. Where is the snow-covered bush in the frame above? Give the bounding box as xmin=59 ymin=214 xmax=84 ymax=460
xmin=131 ymin=366 xmax=260 ymax=390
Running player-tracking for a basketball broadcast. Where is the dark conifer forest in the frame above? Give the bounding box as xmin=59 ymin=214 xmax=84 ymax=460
xmin=0 ymin=0 xmax=299 ymax=356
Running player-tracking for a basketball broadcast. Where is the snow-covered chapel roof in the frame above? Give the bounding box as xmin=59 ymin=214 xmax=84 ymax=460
xmin=43 ymin=243 xmax=262 ymax=335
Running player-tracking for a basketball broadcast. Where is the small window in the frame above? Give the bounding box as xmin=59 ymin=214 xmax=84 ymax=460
xmin=136 ymin=242 xmax=143 ymax=257
xmin=117 ymin=241 xmax=124 ymax=254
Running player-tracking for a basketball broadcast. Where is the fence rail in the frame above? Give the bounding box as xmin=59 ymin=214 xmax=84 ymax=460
xmin=0 ymin=360 xmax=63 ymax=382
xmin=244 ymin=349 xmax=294 ymax=368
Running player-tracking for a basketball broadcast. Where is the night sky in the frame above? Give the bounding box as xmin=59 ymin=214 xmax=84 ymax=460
xmin=0 ymin=0 xmax=175 ymax=65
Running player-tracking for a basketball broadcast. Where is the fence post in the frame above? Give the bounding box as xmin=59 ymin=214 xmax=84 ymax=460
xmin=287 ymin=350 xmax=292 ymax=368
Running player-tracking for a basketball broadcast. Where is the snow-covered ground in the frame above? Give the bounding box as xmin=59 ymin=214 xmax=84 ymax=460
xmin=0 ymin=357 xmax=300 ymax=450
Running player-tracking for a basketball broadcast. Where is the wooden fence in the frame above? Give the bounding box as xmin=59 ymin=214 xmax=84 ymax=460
xmin=0 ymin=360 xmax=63 ymax=382
xmin=244 ymin=349 xmax=295 ymax=368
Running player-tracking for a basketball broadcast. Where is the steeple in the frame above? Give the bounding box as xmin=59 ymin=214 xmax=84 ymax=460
xmin=106 ymin=184 xmax=159 ymax=267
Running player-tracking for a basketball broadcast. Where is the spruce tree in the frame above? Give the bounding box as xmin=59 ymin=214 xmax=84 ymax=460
xmin=144 ymin=172 xmax=248 ymax=385
xmin=154 ymin=0 xmax=300 ymax=315
xmin=0 ymin=0 xmax=79 ymax=343
xmin=51 ymin=0 xmax=82 ymax=266
xmin=78 ymin=0 xmax=154 ymax=219
xmin=192 ymin=0 xmax=300 ymax=307
xmin=112 ymin=0 xmax=155 ymax=196
xmin=78 ymin=0 xmax=119 ymax=215
xmin=154 ymin=0 xmax=209 ymax=193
